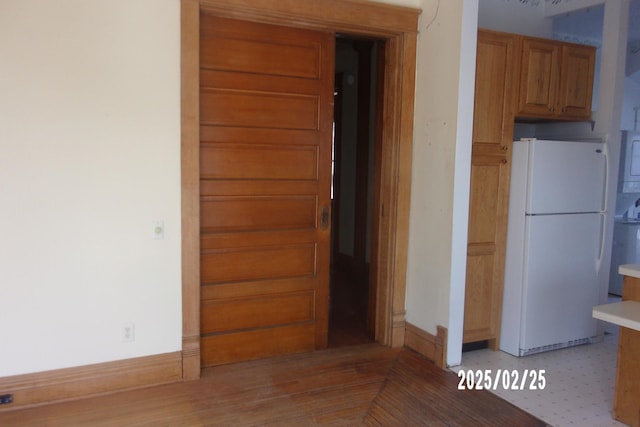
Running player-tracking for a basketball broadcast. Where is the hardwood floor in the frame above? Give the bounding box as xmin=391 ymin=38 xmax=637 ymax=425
xmin=0 ymin=344 xmax=546 ymax=426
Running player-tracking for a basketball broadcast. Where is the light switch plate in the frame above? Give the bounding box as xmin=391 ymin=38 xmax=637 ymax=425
xmin=152 ymin=220 xmax=164 ymax=240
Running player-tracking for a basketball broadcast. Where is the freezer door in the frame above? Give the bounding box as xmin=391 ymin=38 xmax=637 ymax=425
xmin=526 ymin=140 xmax=606 ymax=214
xmin=520 ymin=213 xmax=600 ymax=352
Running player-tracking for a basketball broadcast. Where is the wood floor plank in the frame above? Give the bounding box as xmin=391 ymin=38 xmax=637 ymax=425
xmin=364 ymin=350 xmax=547 ymax=426
xmin=0 ymin=344 xmax=545 ymax=426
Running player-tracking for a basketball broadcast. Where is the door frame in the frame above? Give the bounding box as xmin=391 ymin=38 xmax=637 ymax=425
xmin=180 ymin=0 xmax=420 ymax=379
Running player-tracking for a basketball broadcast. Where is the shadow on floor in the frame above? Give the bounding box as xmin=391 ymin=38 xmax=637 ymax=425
xmin=328 ymin=268 xmax=373 ymax=348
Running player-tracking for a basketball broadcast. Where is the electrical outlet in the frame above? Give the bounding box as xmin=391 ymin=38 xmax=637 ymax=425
xmin=0 ymin=394 xmax=13 ymax=405
xmin=122 ymin=322 xmax=135 ymax=343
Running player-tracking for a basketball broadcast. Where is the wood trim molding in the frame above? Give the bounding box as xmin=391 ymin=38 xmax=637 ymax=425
xmin=404 ymin=323 xmax=448 ymax=369
xmin=180 ymin=0 xmax=420 ymax=373
xmin=180 ymin=0 xmax=202 ymax=381
xmin=197 ymin=0 xmax=419 ymax=35
xmin=0 ymin=352 xmax=182 ymax=412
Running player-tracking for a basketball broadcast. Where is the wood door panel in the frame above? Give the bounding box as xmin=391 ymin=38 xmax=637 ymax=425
xmin=201 ymin=70 xmax=321 ymax=97
xmin=472 ymin=39 xmax=510 ymax=144
xmin=199 ymin=14 xmax=333 ymax=366
xmin=201 ymin=126 xmax=317 ymax=146
xmin=467 ymin=163 xmax=501 ymax=244
xmin=201 ymin=230 xmax=318 ymax=251
xmin=558 ymin=44 xmax=595 ymax=117
xmin=201 ymin=37 xmax=321 ymax=79
xmin=201 ymin=196 xmax=317 ymax=232
xmin=561 ymin=52 xmax=591 ymax=107
xmin=200 ymin=181 xmax=318 ymax=197
xmin=202 ymin=277 xmax=315 ymax=300
xmin=200 ymin=89 xmax=319 ymax=130
xmin=201 ymin=291 xmax=315 ymax=334
xmin=522 ymin=48 xmax=555 ymax=104
xmin=463 ymin=253 xmax=495 ymax=341
xmin=517 ymin=39 xmax=559 ymax=116
xmin=201 ymin=244 xmax=316 ymax=285
xmin=201 ymin=324 xmax=316 ymax=366
xmin=199 ymin=12 xmax=325 ymax=61
xmin=200 ymin=144 xmax=318 ymax=181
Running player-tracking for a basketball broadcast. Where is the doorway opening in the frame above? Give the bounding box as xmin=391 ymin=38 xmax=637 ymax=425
xmin=329 ymin=36 xmax=384 ymax=348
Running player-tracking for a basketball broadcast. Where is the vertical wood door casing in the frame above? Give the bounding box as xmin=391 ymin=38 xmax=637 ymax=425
xmin=181 ymin=0 xmax=202 ymax=381
xmin=368 ymin=41 xmax=387 ymax=339
xmin=463 ymin=30 xmax=517 ymax=346
xmin=199 ymin=14 xmax=334 ymax=367
xmin=181 ymin=0 xmax=419 ymax=378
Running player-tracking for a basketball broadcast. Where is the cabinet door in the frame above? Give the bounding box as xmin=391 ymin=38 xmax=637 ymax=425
xmin=557 ymin=44 xmax=595 ymax=119
xmin=464 ymin=30 xmax=516 ymax=347
xmin=516 ymin=38 xmax=560 ymax=117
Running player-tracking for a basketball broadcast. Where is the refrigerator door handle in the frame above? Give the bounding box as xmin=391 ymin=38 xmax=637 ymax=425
xmin=602 ymin=141 xmax=609 ymax=212
xmin=596 ymin=212 xmax=606 ymax=274
xmin=595 ymin=140 xmax=609 ymax=274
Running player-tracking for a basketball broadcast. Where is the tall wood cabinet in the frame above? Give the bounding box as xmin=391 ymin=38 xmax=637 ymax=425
xmin=463 ymin=30 xmax=517 ymax=347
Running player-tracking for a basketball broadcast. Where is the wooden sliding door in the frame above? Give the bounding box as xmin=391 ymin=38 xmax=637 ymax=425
xmin=199 ymin=14 xmax=335 ymax=366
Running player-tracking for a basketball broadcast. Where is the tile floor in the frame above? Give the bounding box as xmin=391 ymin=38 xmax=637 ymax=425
xmin=453 ymin=300 xmax=625 ymax=427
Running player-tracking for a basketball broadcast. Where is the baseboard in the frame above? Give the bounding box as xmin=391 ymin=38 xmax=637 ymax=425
xmin=0 ymin=351 xmax=182 ymax=411
xmin=404 ymin=323 xmax=447 ymax=369
xmin=182 ymin=335 xmax=201 ymax=380
xmin=391 ymin=311 xmax=406 ymax=348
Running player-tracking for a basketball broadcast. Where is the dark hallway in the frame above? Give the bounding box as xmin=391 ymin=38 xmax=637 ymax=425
xmin=328 ymin=37 xmax=381 ymax=348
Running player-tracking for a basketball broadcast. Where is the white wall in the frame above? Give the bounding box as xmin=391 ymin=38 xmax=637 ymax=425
xmin=478 ymin=0 xmax=551 ymax=37
xmin=0 ymin=0 xmax=181 ymax=376
xmin=405 ymin=0 xmax=477 ymax=366
xmin=628 ymin=42 xmax=640 ymax=77
xmin=623 ymin=40 xmax=640 ymax=130
xmin=621 ymin=77 xmax=640 ymax=130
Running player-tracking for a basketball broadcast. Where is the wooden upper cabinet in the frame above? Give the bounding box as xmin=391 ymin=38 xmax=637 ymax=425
xmin=557 ymin=43 xmax=596 ymax=118
xmin=517 ymin=38 xmax=560 ymax=117
xmin=516 ymin=37 xmax=595 ymax=120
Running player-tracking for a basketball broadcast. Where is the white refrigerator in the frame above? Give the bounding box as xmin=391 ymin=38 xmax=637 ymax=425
xmin=500 ymin=138 xmax=607 ymax=357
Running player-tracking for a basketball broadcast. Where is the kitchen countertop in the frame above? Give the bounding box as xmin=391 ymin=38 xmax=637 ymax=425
xmin=618 ymin=263 xmax=640 ymax=278
xmin=593 ymin=300 xmax=640 ymax=332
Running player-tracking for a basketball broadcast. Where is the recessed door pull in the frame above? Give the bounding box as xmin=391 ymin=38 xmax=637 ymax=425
xmin=320 ymin=205 xmax=330 ymax=229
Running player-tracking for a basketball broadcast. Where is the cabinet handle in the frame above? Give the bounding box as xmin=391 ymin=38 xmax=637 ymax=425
xmin=501 ymin=145 xmax=508 ymax=152
xmin=501 ymin=159 xmax=508 ymax=164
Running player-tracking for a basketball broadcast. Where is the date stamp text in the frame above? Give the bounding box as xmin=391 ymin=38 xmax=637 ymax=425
xmin=457 ymin=369 xmax=546 ymax=391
